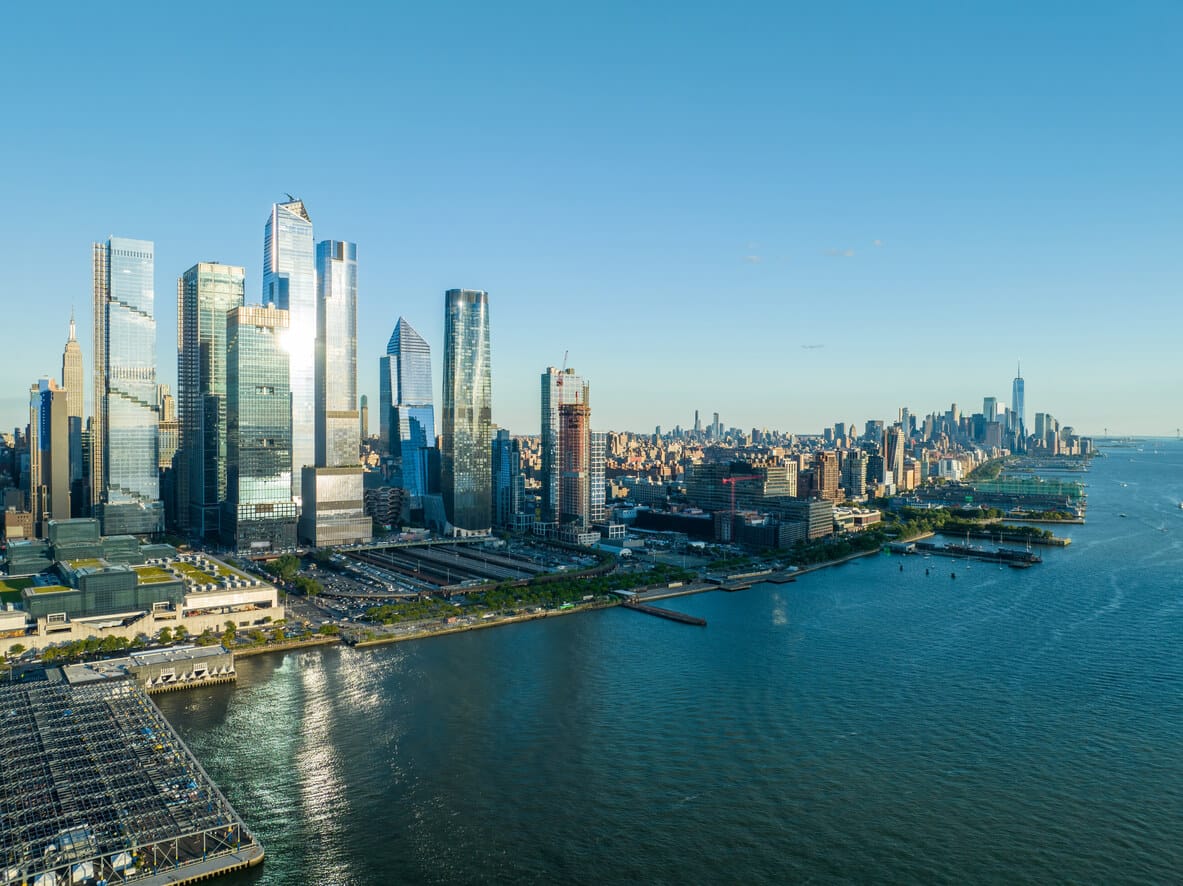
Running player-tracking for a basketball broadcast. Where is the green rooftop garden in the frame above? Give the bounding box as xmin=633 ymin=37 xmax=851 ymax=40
xmin=0 ymin=577 xmax=33 ymax=605
xmin=172 ymin=561 xmax=220 ymax=584
xmin=65 ymin=558 xmax=107 ymax=570
xmin=133 ymin=565 xmax=176 ymax=585
xmin=28 ymin=585 xmax=72 ymax=595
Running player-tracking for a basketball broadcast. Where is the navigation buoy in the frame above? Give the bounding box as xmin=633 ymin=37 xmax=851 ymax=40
xmin=951 ymin=572 xmax=956 ymax=579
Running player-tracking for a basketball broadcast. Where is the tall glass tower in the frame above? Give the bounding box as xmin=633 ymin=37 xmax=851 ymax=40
xmin=380 ymin=317 xmax=435 ymax=500
xmin=263 ymin=199 xmax=315 ymax=506
xmin=1012 ymin=362 xmax=1026 ymax=450
xmin=92 ymin=237 xmax=163 ymax=536
xmin=223 ymin=305 xmax=297 ymax=551
xmin=177 ymin=262 xmax=244 ymax=540
xmin=441 ymin=289 xmax=492 ymax=534
xmin=300 ymin=240 xmax=370 ymax=546
xmin=314 ymin=240 xmax=358 ymax=467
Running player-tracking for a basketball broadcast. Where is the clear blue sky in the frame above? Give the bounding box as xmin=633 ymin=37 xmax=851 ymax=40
xmin=1 ymin=2 xmax=1179 ymax=437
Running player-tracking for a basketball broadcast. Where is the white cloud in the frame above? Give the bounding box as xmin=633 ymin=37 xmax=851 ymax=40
xmin=824 ymin=248 xmax=855 ymax=258
xmin=873 ymin=239 xmax=884 ymax=248
xmin=743 ymin=255 xmax=762 ymax=264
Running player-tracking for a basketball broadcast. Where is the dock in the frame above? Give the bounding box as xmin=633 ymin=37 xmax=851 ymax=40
xmin=621 ymin=600 xmax=707 ymax=626
xmin=0 ymin=674 xmax=263 ymax=886
xmin=911 ymin=540 xmax=1042 ymax=567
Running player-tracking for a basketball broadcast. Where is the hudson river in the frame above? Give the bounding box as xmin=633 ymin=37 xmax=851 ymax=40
xmin=157 ymin=444 xmax=1183 ymax=884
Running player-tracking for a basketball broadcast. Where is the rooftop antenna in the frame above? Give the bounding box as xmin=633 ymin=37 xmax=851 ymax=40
xmin=284 ymin=192 xmax=296 ymax=203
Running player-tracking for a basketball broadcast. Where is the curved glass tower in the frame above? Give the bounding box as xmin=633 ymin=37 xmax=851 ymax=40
xmin=441 ymin=290 xmax=491 ymax=533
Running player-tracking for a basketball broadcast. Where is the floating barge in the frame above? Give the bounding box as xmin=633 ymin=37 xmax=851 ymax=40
xmin=0 ymin=673 xmax=263 ymax=886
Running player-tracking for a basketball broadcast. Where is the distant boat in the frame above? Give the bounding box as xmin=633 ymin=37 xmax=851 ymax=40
xmin=1119 ymin=513 xmax=1128 ymax=518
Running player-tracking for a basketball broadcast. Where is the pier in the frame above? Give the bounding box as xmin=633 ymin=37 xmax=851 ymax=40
xmin=621 ymin=600 xmax=707 ymax=626
xmin=911 ymin=541 xmax=1042 ymax=567
xmin=0 ymin=674 xmax=263 ymax=886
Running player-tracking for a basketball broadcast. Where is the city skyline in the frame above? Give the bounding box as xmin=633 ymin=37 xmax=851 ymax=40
xmin=1 ymin=5 xmax=1180 ymax=436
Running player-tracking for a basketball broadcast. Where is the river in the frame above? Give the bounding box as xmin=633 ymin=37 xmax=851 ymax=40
xmin=156 ymin=443 xmax=1183 ymax=884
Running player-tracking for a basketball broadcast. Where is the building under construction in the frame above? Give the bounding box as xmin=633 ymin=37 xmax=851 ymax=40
xmin=0 ymin=673 xmax=262 ymax=885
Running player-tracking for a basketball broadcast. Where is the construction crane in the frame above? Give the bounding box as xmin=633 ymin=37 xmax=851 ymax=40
xmin=721 ymin=475 xmax=762 ymax=519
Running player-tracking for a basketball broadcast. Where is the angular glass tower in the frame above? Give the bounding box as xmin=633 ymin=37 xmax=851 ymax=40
xmin=223 ymin=305 xmax=297 ymax=551
xmin=92 ymin=237 xmax=163 ymax=536
xmin=1012 ymin=362 xmax=1026 ymax=450
xmin=380 ymin=317 xmax=435 ymax=500
xmin=263 ymin=199 xmax=315 ymax=506
xmin=300 ymin=240 xmax=370 ymax=546
xmin=177 ymin=262 xmax=245 ymax=540
xmin=441 ymin=290 xmax=492 ymax=534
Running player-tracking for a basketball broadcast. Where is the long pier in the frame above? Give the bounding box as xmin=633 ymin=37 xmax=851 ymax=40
xmin=911 ymin=541 xmax=1042 ymax=567
xmin=621 ymin=600 xmax=706 ymax=626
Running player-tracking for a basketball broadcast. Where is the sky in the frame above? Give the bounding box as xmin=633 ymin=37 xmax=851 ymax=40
xmin=0 ymin=1 xmax=1179 ymax=437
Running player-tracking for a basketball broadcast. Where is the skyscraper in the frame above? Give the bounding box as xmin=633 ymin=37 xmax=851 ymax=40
xmin=177 ymin=262 xmax=244 ymax=540
xmin=263 ymin=199 xmax=315 ymax=505
xmin=28 ymin=379 xmax=70 ymax=536
xmin=61 ymin=311 xmax=85 ymax=515
xmin=92 ymin=237 xmax=163 ymax=536
xmin=300 ymin=240 xmax=370 ymax=546
xmin=491 ymin=428 xmax=523 ymax=527
xmin=441 ymin=289 xmax=492 ymax=534
xmin=359 ymin=394 xmax=369 ymax=440
xmin=540 ymin=367 xmax=588 ymax=522
xmin=380 ymin=317 xmax=435 ymax=501
xmin=223 ymin=305 xmax=297 ymax=551
xmin=558 ymin=402 xmax=591 ymax=526
xmin=1012 ymin=362 xmax=1026 ymax=450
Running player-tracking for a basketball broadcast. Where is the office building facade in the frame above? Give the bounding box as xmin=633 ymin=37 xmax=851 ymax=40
xmin=177 ymin=262 xmax=244 ymax=540
xmin=223 ymin=306 xmax=297 ymax=551
xmin=441 ymin=289 xmax=492 ymax=534
xmin=380 ymin=317 xmax=435 ymax=500
xmin=28 ymin=380 xmax=70 ymax=536
xmin=92 ymin=238 xmax=164 ymax=536
xmin=491 ymin=429 xmax=523 ymax=527
xmin=263 ymin=199 xmax=315 ymax=505
xmin=300 ymin=240 xmax=370 ymax=546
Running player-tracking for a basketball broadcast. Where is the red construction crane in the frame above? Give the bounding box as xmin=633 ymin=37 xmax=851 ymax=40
xmin=721 ymin=475 xmax=762 ymax=518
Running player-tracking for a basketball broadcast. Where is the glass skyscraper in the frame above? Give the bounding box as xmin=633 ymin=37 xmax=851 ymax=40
xmin=177 ymin=262 xmax=244 ymax=540
xmin=314 ymin=240 xmax=359 ymax=467
xmin=380 ymin=317 xmax=435 ymax=500
xmin=1012 ymin=363 xmax=1026 ymax=450
xmin=263 ymin=199 xmax=315 ymax=506
xmin=300 ymin=240 xmax=370 ymax=546
xmin=92 ymin=237 xmax=163 ymax=536
xmin=441 ymin=290 xmax=492 ymax=534
xmin=223 ymin=305 xmax=297 ymax=551
xmin=491 ymin=428 xmax=523 ymax=527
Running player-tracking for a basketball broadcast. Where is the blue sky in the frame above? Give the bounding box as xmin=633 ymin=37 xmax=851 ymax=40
xmin=1 ymin=2 xmax=1179 ymax=437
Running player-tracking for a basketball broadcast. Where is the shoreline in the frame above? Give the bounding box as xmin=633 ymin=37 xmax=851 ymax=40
xmin=350 ymin=599 xmax=621 ymax=648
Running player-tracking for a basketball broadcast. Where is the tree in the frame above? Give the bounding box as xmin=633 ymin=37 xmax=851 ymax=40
xmin=158 ymin=627 xmax=174 ymax=645
xmin=174 ymin=625 xmax=189 ymax=641
xmin=8 ymin=643 xmax=25 ymax=657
